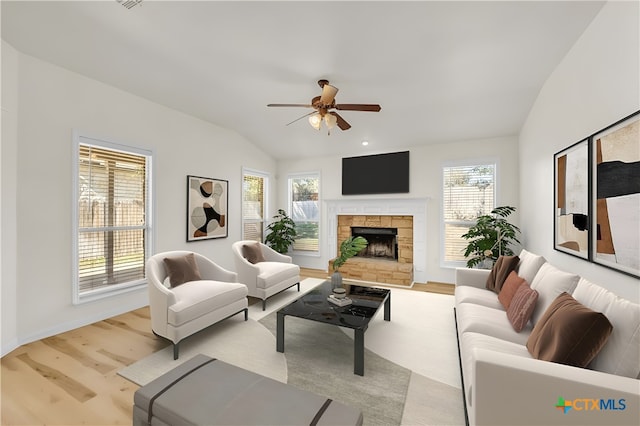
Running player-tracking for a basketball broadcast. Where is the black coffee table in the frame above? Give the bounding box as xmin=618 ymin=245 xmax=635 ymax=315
xmin=276 ymin=280 xmax=390 ymax=376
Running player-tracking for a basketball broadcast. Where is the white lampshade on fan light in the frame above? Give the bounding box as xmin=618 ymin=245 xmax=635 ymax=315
xmin=324 ymin=113 xmax=337 ymax=131
xmin=308 ymin=113 xmax=322 ymax=130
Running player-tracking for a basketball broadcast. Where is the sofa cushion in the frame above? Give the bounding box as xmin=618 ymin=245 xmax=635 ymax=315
xmin=455 ymin=286 xmax=504 ymax=311
xmin=506 ymin=283 xmax=538 ymax=332
xmin=515 ymin=249 xmax=546 ymax=285
xmin=242 ymin=242 xmax=266 ymax=264
xmin=163 ymin=253 xmax=202 ymax=287
xmin=526 ymin=292 xmax=613 ymax=368
xmin=529 ymin=263 xmax=579 ymax=325
xmin=486 ymin=255 xmax=520 ymax=293
xmin=498 ymin=271 xmax=526 ymax=309
xmin=168 ymin=281 xmax=248 ymax=326
xmin=456 ymin=303 xmax=532 ymax=345
xmin=572 ymin=278 xmax=640 ymax=378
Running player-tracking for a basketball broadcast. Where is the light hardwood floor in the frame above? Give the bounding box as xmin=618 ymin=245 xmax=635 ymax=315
xmin=1 ymin=269 xmax=453 ymax=425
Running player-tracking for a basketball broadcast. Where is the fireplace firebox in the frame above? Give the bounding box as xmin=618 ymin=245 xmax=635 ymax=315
xmin=351 ymin=227 xmax=398 ymax=261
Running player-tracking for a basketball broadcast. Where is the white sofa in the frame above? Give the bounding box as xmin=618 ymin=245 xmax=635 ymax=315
xmin=454 ymin=249 xmax=640 ymax=426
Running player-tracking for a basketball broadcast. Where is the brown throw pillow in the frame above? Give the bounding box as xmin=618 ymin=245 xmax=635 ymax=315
xmin=498 ymin=271 xmax=526 ymax=309
xmin=163 ymin=253 xmax=201 ymax=287
xmin=242 ymin=242 xmax=266 ymax=264
xmin=486 ymin=255 xmax=520 ymax=294
xmin=506 ymin=282 xmax=538 ymax=332
xmin=526 ymin=292 xmax=613 ymax=368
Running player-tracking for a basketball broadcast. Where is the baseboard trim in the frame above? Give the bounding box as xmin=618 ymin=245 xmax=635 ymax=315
xmin=8 ymin=299 xmax=148 ymax=353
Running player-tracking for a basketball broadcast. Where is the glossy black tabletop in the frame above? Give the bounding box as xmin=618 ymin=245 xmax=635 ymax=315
xmin=277 ymin=281 xmax=390 ymax=330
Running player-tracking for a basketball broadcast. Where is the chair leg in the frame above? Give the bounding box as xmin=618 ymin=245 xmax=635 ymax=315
xmin=173 ymin=342 xmax=180 ymax=360
xmin=244 ymin=308 xmax=248 ymax=321
xmin=297 ymin=282 xmax=300 ymax=291
xmin=262 ymin=299 xmax=267 ymax=311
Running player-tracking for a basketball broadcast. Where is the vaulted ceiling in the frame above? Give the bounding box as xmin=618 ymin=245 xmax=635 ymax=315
xmin=1 ymin=1 xmax=605 ymax=159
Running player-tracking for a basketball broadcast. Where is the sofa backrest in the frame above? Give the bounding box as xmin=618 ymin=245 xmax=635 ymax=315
xmin=573 ymin=278 xmax=640 ymax=379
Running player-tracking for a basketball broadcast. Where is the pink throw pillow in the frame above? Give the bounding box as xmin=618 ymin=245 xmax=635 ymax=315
xmin=507 ymin=282 xmax=538 ymax=332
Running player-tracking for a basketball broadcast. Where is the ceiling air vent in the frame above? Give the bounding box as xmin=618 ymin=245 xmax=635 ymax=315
xmin=116 ymin=0 xmax=143 ymax=10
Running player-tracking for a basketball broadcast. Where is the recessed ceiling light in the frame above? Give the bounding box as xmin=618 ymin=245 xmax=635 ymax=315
xmin=362 ymin=140 xmax=369 ymax=146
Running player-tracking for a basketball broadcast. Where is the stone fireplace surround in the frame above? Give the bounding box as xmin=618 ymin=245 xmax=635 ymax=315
xmin=326 ymin=198 xmax=428 ymax=285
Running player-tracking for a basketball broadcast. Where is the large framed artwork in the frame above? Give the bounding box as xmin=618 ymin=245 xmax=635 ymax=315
xmin=187 ymin=175 xmax=228 ymax=241
xmin=591 ymin=111 xmax=640 ymax=277
xmin=554 ymin=138 xmax=590 ymax=260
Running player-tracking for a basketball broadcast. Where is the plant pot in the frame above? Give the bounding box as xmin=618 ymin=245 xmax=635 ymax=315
xmin=331 ymin=271 xmax=343 ymax=289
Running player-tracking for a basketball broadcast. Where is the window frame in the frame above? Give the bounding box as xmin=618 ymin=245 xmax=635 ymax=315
xmin=288 ymin=171 xmax=321 ymax=256
xmin=241 ymin=167 xmax=269 ymax=242
xmin=440 ymin=159 xmax=498 ymax=268
xmin=71 ymin=131 xmax=154 ymax=304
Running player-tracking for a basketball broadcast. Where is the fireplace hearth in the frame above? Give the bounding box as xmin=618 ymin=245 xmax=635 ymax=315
xmin=351 ymin=226 xmax=398 ymax=260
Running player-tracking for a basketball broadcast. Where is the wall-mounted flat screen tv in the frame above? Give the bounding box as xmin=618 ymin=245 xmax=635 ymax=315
xmin=342 ymin=151 xmax=410 ymax=195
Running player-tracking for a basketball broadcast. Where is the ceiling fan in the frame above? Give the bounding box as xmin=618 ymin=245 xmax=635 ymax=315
xmin=267 ymin=79 xmax=381 ymax=133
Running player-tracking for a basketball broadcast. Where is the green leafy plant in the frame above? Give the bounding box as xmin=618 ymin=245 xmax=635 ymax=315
xmin=332 ymin=236 xmax=368 ymax=272
xmin=264 ymin=209 xmax=297 ymax=254
xmin=461 ymin=206 xmax=520 ymax=268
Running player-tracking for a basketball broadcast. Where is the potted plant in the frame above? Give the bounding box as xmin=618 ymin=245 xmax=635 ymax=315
xmin=331 ymin=236 xmax=368 ymax=287
xmin=264 ymin=209 xmax=297 ymax=254
xmin=461 ymin=206 xmax=520 ymax=269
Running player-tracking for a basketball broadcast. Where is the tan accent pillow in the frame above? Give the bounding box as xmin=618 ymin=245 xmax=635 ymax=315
xmin=526 ymin=292 xmax=613 ymax=368
xmin=242 ymin=242 xmax=266 ymax=264
xmin=486 ymin=255 xmax=520 ymax=294
xmin=163 ymin=253 xmax=202 ymax=287
xmin=498 ymin=271 xmax=526 ymax=309
xmin=506 ymin=283 xmax=538 ymax=332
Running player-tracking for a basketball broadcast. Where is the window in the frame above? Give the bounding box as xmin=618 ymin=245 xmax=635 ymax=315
xmin=72 ymin=133 xmax=153 ymax=303
xmin=242 ymin=169 xmax=268 ymax=242
xmin=289 ymin=173 xmax=320 ymax=252
xmin=442 ymin=163 xmax=496 ymax=265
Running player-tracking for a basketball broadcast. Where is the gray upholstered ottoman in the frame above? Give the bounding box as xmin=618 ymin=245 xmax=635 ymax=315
xmin=133 ymin=354 xmax=363 ymax=426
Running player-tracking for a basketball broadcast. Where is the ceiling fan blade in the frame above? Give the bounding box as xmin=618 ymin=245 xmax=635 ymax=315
xmin=285 ymin=111 xmax=317 ymax=126
xmin=267 ymin=103 xmax=313 ymax=108
xmin=330 ymin=112 xmax=351 ymax=130
xmin=335 ymin=104 xmax=381 ymax=112
xmin=319 ymin=84 xmax=339 ymax=105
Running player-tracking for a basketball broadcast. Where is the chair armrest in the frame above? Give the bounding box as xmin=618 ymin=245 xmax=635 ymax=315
xmin=261 ymin=243 xmax=292 ymax=263
xmin=147 ymin=278 xmax=177 ymax=336
xmin=198 ymin=260 xmax=238 ymax=283
xmin=455 ymin=267 xmax=490 ymax=289
xmin=233 ymin=251 xmax=260 ymax=290
xmin=471 ymin=348 xmax=639 ymax=425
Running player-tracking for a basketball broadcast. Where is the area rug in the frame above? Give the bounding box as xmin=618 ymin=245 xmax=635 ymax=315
xmin=259 ymin=312 xmax=411 ymax=426
xmin=118 ymin=278 xmax=465 ymax=425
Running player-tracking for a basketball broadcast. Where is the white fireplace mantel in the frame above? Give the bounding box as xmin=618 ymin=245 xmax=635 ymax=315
xmin=325 ymin=198 xmax=428 ymax=283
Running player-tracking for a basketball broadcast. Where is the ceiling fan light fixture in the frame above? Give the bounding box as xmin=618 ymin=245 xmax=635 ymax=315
xmin=324 ymin=113 xmax=337 ymax=130
xmin=308 ymin=113 xmax=322 ymax=130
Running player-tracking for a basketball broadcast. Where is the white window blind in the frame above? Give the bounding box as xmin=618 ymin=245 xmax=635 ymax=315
xmin=443 ymin=164 xmax=495 ymax=263
xmin=242 ymin=171 xmax=267 ymax=242
xmin=289 ymin=174 xmax=320 ymax=252
xmin=74 ymin=137 xmax=152 ymax=303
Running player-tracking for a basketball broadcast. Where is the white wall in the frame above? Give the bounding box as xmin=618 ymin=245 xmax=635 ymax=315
xmin=1 ymin=46 xmax=277 ymax=355
xmin=520 ymin=1 xmax=640 ymax=303
xmin=277 ymin=135 xmax=520 ymax=284
xmin=1 ymin=41 xmax=20 ymax=354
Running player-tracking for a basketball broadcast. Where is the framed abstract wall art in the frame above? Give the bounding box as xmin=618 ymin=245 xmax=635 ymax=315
xmin=187 ymin=175 xmax=228 ymax=241
xmin=554 ymin=138 xmax=590 ymax=260
xmin=590 ymin=111 xmax=640 ymax=277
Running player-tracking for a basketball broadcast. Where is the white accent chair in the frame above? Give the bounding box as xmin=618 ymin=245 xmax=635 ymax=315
xmin=146 ymin=251 xmax=248 ymax=359
xmin=231 ymin=241 xmax=301 ymax=310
